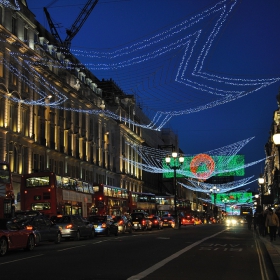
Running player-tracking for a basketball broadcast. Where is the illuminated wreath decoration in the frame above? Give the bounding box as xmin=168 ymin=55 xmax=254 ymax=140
xmin=190 ymin=153 xmax=215 ymax=179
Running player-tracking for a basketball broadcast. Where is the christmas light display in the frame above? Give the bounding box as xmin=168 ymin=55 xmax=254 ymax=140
xmin=190 ymin=154 xmax=216 ymax=179
xmin=124 ymin=137 xmax=252 ymax=178
xmin=122 ymin=136 xmax=271 ymax=183
xmin=68 ymin=0 xmax=280 ymax=129
xmin=179 ymin=178 xmax=255 ymax=193
xmin=2 ymin=0 xmax=279 ymax=131
xmin=0 ymin=0 xmax=20 ymax=10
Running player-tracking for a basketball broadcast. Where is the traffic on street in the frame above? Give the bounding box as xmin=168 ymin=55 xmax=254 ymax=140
xmin=0 ymin=223 xmax=278 ymax=280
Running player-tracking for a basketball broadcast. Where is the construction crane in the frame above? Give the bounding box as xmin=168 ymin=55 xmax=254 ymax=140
xmin=44 ymin=0 xmax=99 ymax=50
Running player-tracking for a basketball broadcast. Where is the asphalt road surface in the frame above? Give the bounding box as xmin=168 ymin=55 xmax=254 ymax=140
xmin=0 ymin=224 xmax=278 ymax=280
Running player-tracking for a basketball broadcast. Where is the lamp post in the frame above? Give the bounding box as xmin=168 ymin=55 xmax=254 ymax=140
xmin=258 ymin=175 xmax=264 ymax=210
xmin=210 ymin=186 xmax=219 ymax=219
xmin=230 ymin=205 xmax=234 ymax=216
xmin=222 ymin=198 xmax=229 ymax=216
xmin=210 ymin=186 xmax=219 ymax=205
xmin=165 ymin=152 xmax=184 ymax=229
xmin=273 ymin=132 xmax=280 ymax=204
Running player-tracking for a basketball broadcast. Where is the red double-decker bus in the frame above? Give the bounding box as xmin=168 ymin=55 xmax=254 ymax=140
xmin=0 ymin=162 xmax=14 ymax=218
xmin=129 ymin=192 xmax=156 ymax=215
xmin=20 ymin=171 xmax=94 ymax=218
xmin=92 ymin=183 xmax=129 ymax=215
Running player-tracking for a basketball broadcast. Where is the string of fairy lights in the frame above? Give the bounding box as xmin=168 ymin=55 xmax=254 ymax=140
xmin=1 ymin=0 xmax=279 ymax=130
xmin=123 ymin=137 xmax=254 ymax=180
xmin=179 ymin=177 xmax=255 ymax=193
xmin=0 ymin=0 xmax=275 ymax=195
xmin=1 ymin=0 xmax=19 ymax=10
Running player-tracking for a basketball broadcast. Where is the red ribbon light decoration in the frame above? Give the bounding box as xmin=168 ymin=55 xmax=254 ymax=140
xmin=190 ymin=153 xmax=215 ymax=179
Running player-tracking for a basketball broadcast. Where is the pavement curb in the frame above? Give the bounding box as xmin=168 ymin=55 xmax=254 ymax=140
xmin=258 ymin=233 xmax=280 ymax=279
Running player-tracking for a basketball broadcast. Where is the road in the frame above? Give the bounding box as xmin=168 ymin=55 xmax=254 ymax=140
xmin=0 ymin=224 xmax=278 ymax=280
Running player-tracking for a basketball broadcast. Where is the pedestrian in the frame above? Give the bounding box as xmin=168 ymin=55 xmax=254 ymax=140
xmin=253 ymin=212 xmax=259 ymax=231
xmin=246 ymin=212 xmax=253 ymax=230
xmin=265 ymin=208 xmax=279 ymax=242
xmin=258 ymin=211 xmax=266 ymax=237
xmin=275 ymin=208 xmax=280 ymax=236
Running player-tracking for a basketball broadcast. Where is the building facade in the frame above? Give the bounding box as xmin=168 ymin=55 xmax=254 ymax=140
xmin=0 ymin=1 xmax=191 ymax=211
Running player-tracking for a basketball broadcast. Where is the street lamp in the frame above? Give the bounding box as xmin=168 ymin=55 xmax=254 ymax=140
xmin=222 ymin=198 xmax=229 ymax=215
xmin=273 ymin=132 xmax=280 ymax=204
xmin=210 ymin=186 xmax=219 ymax=219
xmin=230 ymin=205 xmax=234 ymax=216
xmin=165 ymin=152 xmax=184 ymax=229
xmin=258 ymin=174 xmax=265 ymax=211
xmin=210 ymin=186 xmax=220 ymax=205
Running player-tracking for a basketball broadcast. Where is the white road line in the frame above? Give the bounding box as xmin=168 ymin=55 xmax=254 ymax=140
xmin=255 ymin=234 xmax=269 ymax=280
xmin=0 ymin=254 xmax=44 ymax=265
xmin=127 ymin=230 xmax=226 ymax=280
xmin=57 ymin=245 xmax=86 ymax=251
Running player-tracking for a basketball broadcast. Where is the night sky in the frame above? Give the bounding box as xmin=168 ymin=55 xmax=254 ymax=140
xmin=25 ymin=0 xmax=280 ymax=191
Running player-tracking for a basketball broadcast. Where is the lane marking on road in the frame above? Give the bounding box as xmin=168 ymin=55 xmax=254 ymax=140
xmin=127 ymin=230 xmax=227 ymax=280
xmin=57 ymin=245 xmax=86 ymax=252
xmin=156 ymin=237 xmax=170 ymax=239
xmin=255 ymin=234 xmax=270 ymax=280
xmin=0 ymin=254 xmax=44 ymax=265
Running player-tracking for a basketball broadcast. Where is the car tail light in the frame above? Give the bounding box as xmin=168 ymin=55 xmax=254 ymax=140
xmin=142 ymin=220 xmax=146 ymax=225
xmin=26 ymin=225 xmax=33 ymax=230
xmin=192 ymin=219 xmax=194 ymax=222
xmin=66 ymin=224 xmax=73 ymax=229
xmin=154 ymin=220 xmax=158 ymax=224
xmin=119 ymin=220 xmax=123 ymax=225
xmin=101 ymin=223 xmax=107 ymax=228
xmin=182 ymin=219 xmax=186 ymax=222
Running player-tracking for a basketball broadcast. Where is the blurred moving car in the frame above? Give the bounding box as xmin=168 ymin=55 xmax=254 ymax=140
xmin=113 ymin=215 xmax=132 ymax=234
xmin=194 ymin=217 xmax=203 ymax=225
xmin=148 ymin=216 xmax=163 ymax=230
xmin=225 ymin=217 xmax=238 ymax=226
xmin=209 ymin=217 xmax=217 ymax=224
xmin=0 ymin=219 xmax=36 ymax=256
xmin=14 ymin=212 xmax=62 ymax=245
xmin=50 ymin=215 xmax=95 ymax=240
xmin=161 ymin=215 xmax=175 ymax=228
xmin=131 ymin=212 xmax=152 ymax=231
xmin=87 ymin=215 xmax=118 ymax=236
xmin=238 ymin=216 xmax=247 ymax=224
xmin=181 ymin=215 xmax=195 ymax=226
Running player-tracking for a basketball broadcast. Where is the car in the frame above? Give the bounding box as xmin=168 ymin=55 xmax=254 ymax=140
xmin=194 ymin=217 xmax=203 ymax=225
xmin=113 ymin=215 xmax=133 ymax=234
xmin=14 ymin=213 xmax=62 ymax=245
xmin=87 ymin=215 xmax=118 ymax=236
xmin=225 ymin=217 xmax=238 ymax=226
xmin=50 ymin=215 xmax=95 ymax=240
xmin=237 ymin=216 xmax=247 ymax=224
xmin=131 ymin=212 xmax=152 ymax=231
xmin=148 ymin=215 xmax=163 ymax=229
xmin=0 ymin=219 xmax=36 ymax=256
xmin=161 ymin=215 xmax=175 ymax=228
xmin=181 ymin=215 xmax=195 ymax=226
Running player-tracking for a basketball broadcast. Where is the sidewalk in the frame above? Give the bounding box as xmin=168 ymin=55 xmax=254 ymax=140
xmin=258 ymin=233 xmax=280 ymax=279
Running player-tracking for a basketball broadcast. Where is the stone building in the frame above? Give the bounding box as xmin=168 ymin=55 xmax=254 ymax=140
xmin=0 ymin=1 xmax=187 ymax=211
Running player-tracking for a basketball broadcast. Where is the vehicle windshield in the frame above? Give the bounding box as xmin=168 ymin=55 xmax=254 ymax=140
xmin=162 ymin=216 xmax=173 ymax=220
xmin=0 ymin=219 xmax=8 ymax=230
xmin=89 ymin=216 xmax=106 ymax=223
xmin=131 ymin=213 xmax=145 ymax=219
xmin=52 ymin=216 xmax=71 ymax=223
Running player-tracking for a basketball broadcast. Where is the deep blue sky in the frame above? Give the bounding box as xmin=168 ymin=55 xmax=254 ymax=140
xmin=26 ymin=0 xmax=280 ymax=191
